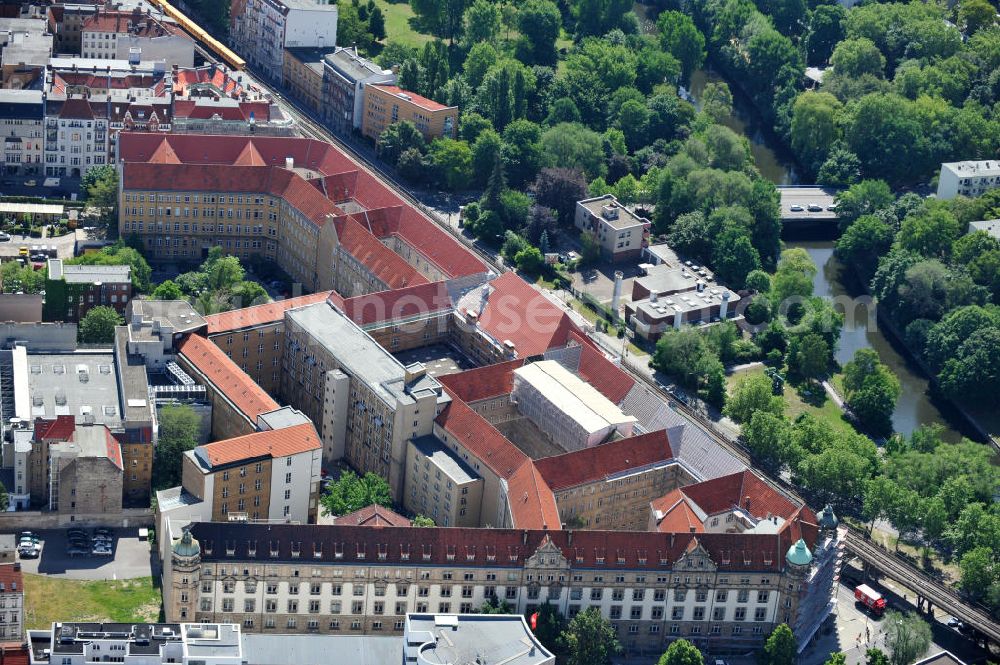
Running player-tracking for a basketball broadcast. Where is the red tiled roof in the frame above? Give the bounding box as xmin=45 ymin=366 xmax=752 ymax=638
xmin=506 ymin=461 xmax=560 ymax=530
xmin=477 ymin=272 xmax=578 ymax=357
xmin=650 ymin=489 xmax=704 ymax=534
xmin=177 ymin=334 xmax=279 ymax=421
xmin=82 ymin=11 xmax=185 ymax=37
xmin=680 ymin=470 xmax=800 ymax=521
xmin=573 ymin=332 xmax=635 ymax=403
xmin=59 ymin=97 xmax=95 ymax=120
xmin=438 ymin=359 xmax=524 ymax=403
xmin=333 ymin=504 xmax=411 ymax=527
xmin=173 ymin=65 xmax=244 ymax=97
xmin=533 ymin=430 xmax=674 ymax=492
xmin=205 ymin=291 xmax=334 ymax=334
xmin=339 ymin=281 xmax=451 ymax=326
xmin=118 ymin=133 xmax=485 ymax=279
xmin=198 ymin=422 xmax=320 ymax=467
xmin=0 ymin=564 xmax=23 ymax=593
xmin=0 ymin=644 xmax=29 ymax=665
xmin=369 ymin=85 xmax=453 ymax=112
xmin=34 ymin=415 xmax=76 ymax=441
xmin=434 ymin=399 xmax=527 ymax=479
xmin=334 ymin=215 xmax=427 ymax=289
xmin=103 ymin=428 xmax=123 ymax=471
xmin=192 ymin=521 xmax=796 ymax=573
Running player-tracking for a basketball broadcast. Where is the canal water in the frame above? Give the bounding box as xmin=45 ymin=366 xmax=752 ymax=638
xmin=633 ymin=2 xmax=964 ymax=440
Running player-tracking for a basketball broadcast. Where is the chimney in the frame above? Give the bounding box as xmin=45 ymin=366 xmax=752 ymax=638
xmin=522 ymin=530 xmax=528 ymax=545
xmin=611 ymin=271 xmax=623 ymax=318
xmin=744 ymin=496 xmax=751 ymax=512
xmin=285 ymin=156 xmax=294 ymax=170
xmin=649 ymin=290 xmax=657 ymax=303
xmin=720 ymin=291 xmax=730 ymax=319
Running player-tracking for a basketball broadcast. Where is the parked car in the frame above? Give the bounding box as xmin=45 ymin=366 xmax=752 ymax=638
xmin=807 ymin=203 xmax=823 ymax=212
xmin=0 ymin=233 xmax=10 ymax=242
xmin=91 ymin=545 xmax=112 ymax=556
xmin=20 ymin=531 xmax=39 ymax=541
xmin=18 ymin=545 xmax=40 ymax=559
xmin=789 ymin=204 xmax=805 ymax=212
xmin=93 ymin=527 xmax=112 ymax=537
xmin=24 ymin=179 xmax=36 ymax=187
xmin=946 ymin=617 xmax=965 ymax=631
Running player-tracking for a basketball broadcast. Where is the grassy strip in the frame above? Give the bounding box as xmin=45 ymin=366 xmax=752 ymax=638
xmin=23 ymin=574 xmax=162 ymax=629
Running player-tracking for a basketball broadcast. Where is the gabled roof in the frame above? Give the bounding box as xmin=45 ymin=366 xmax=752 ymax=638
xmin=333 ymin=215 xmax=426 ymax=289
xmin=650 ymin=489 xmax=704 ymax=534
xmin=532 ymin=430 xmax=674 ymax=492
xmin=338 ymin=281 xmax=452 ymax=327
xmin=177 ymin=334 xmax=279 ymax=421
xmin=679 ymin=470 xmax=800 ymax=521
xmin=506 ymin=461 xmax=560 ymax=530
xmin=437 ymin=359 xmax=524 ymax=403
xmin=333 ymin=504 xmax=411 ymax=527
xmin=196 ymin=422 xmax=319 ymax=468
xmin=369 ymin=85 xmax=453 ymax=112
xmin=434 ymin=399 xmax=527 ymax=480
xmin=475 ymin=273 xmax=578 ymax=358
xmin=572 ymin=331 xmax=635 ymax=403
xmin=204 ymin=291 xmax=334 ymax=334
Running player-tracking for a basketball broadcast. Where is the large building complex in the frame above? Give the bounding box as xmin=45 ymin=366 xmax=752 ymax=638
xmin=229 ymin=0 xmax=339 ymax=83
xmin=937 ymin=160 xmax=1000 ymax=199
xmin=80 ymin=9 xmax=194 ymax=66
xmin=116 ymin=133 xmax=487 ymax=293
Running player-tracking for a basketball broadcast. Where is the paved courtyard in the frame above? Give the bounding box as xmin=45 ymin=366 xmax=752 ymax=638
xmin=393 ymin=344 xmax=474 ymax=379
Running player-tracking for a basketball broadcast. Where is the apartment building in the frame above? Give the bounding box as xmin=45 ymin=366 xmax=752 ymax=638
xmin=574 ymin=195 xmax=651 ymax=263
xmin=361 ymin=84 xmax=457 ymax=142
xmin=175 ymin=411 xmax=321 ymax=523
xmin=0 ymin=564 xmax=23 ymax=643
xmin=403 ymin=434 xmax=484 ymax=528
xmin=321 ymin=47 xmax=395 ymax=134
xmin=80 ymin=9 xmax=194 ymax=66
xmin=163 ymin=506 xmax=840 ymax=657
xmin=0 ymin=90 xmax=43 ymax=175
xmin=230 ymin=0 xmax=338 ymax=83
xmin=0 ymin=18 xmax=51 ymax=89
xmin=282 ymin=48 xmax=328 ymax=115
xmin=937 ymin=160 xmax=1000 ymax=199
xmin=280 ymin=298 xmax=446 ymax=494
xmin=117 ymin=133 xmax=486 ymax=293
xmin=44 ymin=259 xmax=132 ymax=322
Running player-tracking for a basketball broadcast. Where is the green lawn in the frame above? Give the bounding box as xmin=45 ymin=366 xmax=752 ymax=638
xmin=373 ymin=0 xmax=433 ymax=48
xmin=726 ymin=365 xmax=856 ymax=436
xmin=23 ymin=575 xmax=162 ymax=629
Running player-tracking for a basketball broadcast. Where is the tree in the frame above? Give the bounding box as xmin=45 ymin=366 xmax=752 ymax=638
xmin=725 ymin=373 xmax=784 ymax=424
xmin=532 ymin=603 xmax=567 ymax=656
xmin=818 ymin=146 xmax=861 ymax=188
xmin=807 ymin=5 xmax=846 ymax=65
xmin=958 ymin=546 xmax=997 ymax=600
xmin=571 ymin=0 xmax=631 ymax=37
xmin=823 ymin=655 xmax=847 ymax=665
xmin=939 ymin=327 xmax=1000 ymax=403
xmin=377 ymin=120 xmax=426 ymax=166
xmin=464 ymin=44 xmax=499 ymax=90
xmin=430 ymin=138 xmax=473 ymax=191
xmin=532 ymin=168 xmax=588 ymax=225
xmin=152 ymin=404 xmax=201 ymax=490
xmin=580 ymin=230 xmax=601 ymax=264
xmin=477 ymin=60 xmax=535 ymax=130
xmin=320 ymin=471 xmax=393 ymax=516
xmin=743 ymin=411 xmax=796 ymax=472
xmin=658 ymin=11 xmax=705 ymax=84
xmin=761 ymin=624 xmax=797 ymax=665
xmin=897 ymin=207 xmax=960 ymax=258
xmin=796 ymin=333 xmax=829 ymax=382
xmin=463 ymin=0 xmax=501 ymax=46
xmin=772 ymin=248 xmax=816 ymax=305
xmin=412 ymin=515 xmax=435 ymax=527
xmin=844 ymin=95 xmax=929 ymax=186
xmin=0 ymin=481 xmax=8 ymax=512
xmin=152 ymin=280 xmax=183 ymax=300
xmin=866 ymin=649 xmax=891 ymax=665
xmin=501 ymin=119 xmax=545 ymax=188
xmin=82 ymin=164 xmax=120 ymax=233
xmin=516 ymin=0 xmax=561 ymax=66
xmin=958 ymin=0 xmax=996 ymax=35
xmin=835 ymin=215 xmax=894 ymax=283
xmin=835 ymin=180 xmax=894 ymax=228
xmin=831 ymin=37 xmax=885 ymax=79
xmin=71 ymin=243 xmax=153 ymax=292
xmin=368 ymin=3 xmax=386 ymax=40
xmin=79 ymin=306 xmax=123 ymax=344
xmin=657 ymin=639 xmax=703 ymax=665
xmin=712 ymin=227 xmax=761 ymax=290
xmin=883 ymin=611 xmax=932 ymax=665
xmin=479 ymin=597 xmax=513 ymax=613
xmin=514 ymin=245 xmax=545 ymax=274
xmin=541 ymin=123 xmax=606 ymax=181
xmin=559 ymin=607 xmax=621 ymax=665
xmin=701 ymin=82 xmax=733 ymax=123
xmin=843 ymin=349 xmax=900 ymax=436
xmin=411 ymin=0 xmax=468 ymax=42
xmin=791 ymin=92 xmax=843 ymax=175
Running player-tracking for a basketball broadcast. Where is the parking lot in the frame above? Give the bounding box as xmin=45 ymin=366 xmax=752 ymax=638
xmin=12 ymin=527 xmax=155 ymax=580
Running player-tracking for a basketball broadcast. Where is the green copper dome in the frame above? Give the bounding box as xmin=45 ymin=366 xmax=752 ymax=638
xmin=786 ymin=538 xmax=812 ymax=566
xmin=818 ymin=504 xmax=838 ymax=530
xmin=173 ymin=528 xmax=200 ymax=558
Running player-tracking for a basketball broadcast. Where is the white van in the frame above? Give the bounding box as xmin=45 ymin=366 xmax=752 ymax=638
xmin=43 ymin=177 xmax=60 ymax=188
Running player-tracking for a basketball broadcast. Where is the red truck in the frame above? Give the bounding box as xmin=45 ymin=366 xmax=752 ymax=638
xmin=855 ymin=584 xmax=887 ymax=616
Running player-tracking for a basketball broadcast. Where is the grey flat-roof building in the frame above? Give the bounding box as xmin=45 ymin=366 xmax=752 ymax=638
xmin=281 ymin=301 xmax=447 ymax=496
xmin=404 ymin=614 xmax=555 ymax=665
xmin=321 ymin=46 xmax=395 ymax=133
xmin=28 ymin=623 xmax=243 ymax=665
xmin=404 ymin=435 xmax=483 ymax=527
